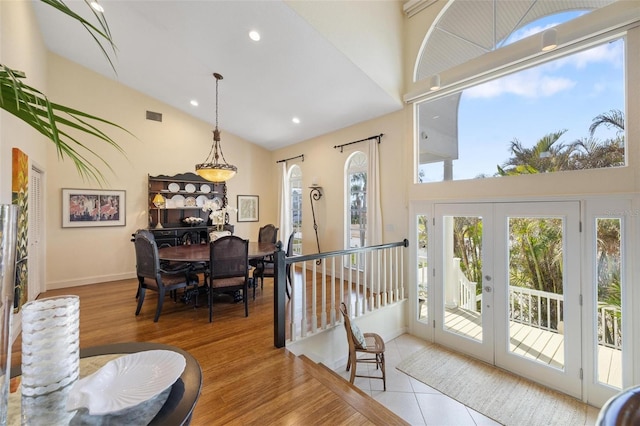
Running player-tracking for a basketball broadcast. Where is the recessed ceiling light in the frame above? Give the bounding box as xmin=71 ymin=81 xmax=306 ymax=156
xmin=90 ymin=1 xmax=104 ymax=13
xmin=190 ymin=100 xmax=199 ymax=107
xmin=249 ymin=30 xmax=261 ymax=41
xmin=292 ymin=117 xmax=300 ymax=124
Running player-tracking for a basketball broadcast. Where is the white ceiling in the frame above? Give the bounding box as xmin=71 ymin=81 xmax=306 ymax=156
xmin=31 ymin=0 xmax=403 ymax=151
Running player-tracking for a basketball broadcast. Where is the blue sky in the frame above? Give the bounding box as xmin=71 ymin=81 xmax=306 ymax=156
xmin=420 ymin=12 xmax=625 ymax=182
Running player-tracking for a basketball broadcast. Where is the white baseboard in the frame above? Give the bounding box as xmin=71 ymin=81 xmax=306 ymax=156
xmin=46 ymin=272 xmax=136 ymax=290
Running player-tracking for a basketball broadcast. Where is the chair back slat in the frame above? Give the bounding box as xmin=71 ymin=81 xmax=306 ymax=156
xmin=209 ymin=236 xmax=249 ymax=279
xmin=258 ymin=224 xmax=278 ymax=244
xmin=339 ymin=302 xmax=357 ymax=352
xmin=134 ymin=229 xmax=161 ymax=279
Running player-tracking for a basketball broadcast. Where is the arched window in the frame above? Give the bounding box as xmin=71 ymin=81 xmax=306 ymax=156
xmin=288 ymin=165 xmax=302 ymax=255
xmin=346 ymin=151 xmax=367 ymax=252
xmin=413 ymin=2 xmax=626 ymax=182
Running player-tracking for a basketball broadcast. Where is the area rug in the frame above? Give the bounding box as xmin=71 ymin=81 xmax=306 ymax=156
xmin=396 ymin=343 xmax=589 ymax=426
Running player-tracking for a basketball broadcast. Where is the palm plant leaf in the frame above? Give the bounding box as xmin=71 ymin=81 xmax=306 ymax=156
xmin=39 ymin=0 xmax=117 ymax=73
xmin=589 ymin=109 xmax=625 ymax=137
xmin=0 ymin=64 xmax=130 ymax=184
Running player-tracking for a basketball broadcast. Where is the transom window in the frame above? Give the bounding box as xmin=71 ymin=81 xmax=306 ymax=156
xmin=414 ymin=6 xmax=626 ymax=183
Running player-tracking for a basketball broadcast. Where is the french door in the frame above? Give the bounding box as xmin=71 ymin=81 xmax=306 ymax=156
xmin=433 ymin=201 xmax=582 ymax=398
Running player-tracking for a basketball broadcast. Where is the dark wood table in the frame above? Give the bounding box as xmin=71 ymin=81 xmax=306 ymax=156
xmin=158 ymin=241 xmax=275 ymax=263
xmin=10 ymin=342 xmax=202 ymax=425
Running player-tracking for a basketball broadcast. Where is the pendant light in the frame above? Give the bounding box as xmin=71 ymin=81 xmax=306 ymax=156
xmin=195 ymin=72 xmax=237 ymax=182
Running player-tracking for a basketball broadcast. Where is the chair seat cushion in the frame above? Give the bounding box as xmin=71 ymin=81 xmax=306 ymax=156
xmin=211 ymin=276 xmax=245 ymax=289
xmin=351 ymin=323 xmax=367 ymax=349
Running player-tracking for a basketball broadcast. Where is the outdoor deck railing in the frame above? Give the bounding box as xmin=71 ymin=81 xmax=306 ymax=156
xmin=417 ymin=254 xmax=621 ymax=350
xmin=273 ymin=239 xmax=409 ymax=347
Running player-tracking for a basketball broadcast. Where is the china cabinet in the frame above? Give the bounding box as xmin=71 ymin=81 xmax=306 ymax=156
xmin=148 ymin=172 xmax=232 ymax=246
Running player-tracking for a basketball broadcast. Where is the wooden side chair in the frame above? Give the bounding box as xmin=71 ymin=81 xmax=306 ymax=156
xmin=339 ymin=302 xmax=386 ymax=390
xmin=133 ymin=230 xmax=199 ymax=322
xmin=208 ymin=235 xmax=250 ymax=322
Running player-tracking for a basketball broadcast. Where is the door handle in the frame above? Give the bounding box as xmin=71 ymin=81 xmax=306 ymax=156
xmin=484 ymin=286 xmax=492 ymax=293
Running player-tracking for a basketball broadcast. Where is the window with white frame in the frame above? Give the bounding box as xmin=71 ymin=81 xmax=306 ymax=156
xmin=346 ymin=151 xmax=367 ymax=254
xmin=415 ymin=7 xmax=626 ymax=183
xmin=289 ymin=165 xmax=302 ymax=255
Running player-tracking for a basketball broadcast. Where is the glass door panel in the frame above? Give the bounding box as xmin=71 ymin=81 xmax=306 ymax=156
xmin=595 ymin=217 xmax=622 ymax=389
xmin=417 ymin=214 xmax=429 ymax=322
xmin=443 ymin=215 xmax=484 ymax=342
xmin=507 ymin=217 xmax=565 ymax=370
xmin=494 ymin=202 xmax=581 ymax=399
xmin=435 ymin=204 xmax=494 ymax=363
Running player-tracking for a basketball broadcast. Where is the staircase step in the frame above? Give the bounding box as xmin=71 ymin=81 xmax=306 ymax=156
xmin=298 ymin=354 xmax=409 ymax=425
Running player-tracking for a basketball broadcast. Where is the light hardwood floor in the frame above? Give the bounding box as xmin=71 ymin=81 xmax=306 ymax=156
xmin=11 ymin=278 xmax=407 ymax=425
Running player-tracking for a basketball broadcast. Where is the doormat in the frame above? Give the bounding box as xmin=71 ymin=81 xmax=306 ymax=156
xmin=396 ymin=343 xmax=590 ymax=425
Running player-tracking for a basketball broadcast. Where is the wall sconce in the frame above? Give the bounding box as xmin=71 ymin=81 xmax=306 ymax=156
xmin=541 ymin=28 xmax=558 ymax=52
xmin=152 ymin=193 xmax=165 ymax=229
xmin=309 ymin=185 xmax=323 ymax=264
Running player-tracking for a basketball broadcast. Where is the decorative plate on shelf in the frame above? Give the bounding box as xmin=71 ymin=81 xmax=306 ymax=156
xmin=196 ymin=195 xmax=208 ymax=207
xmin=66 ymin=350 xmax=186 ymax=415
xmin=171 ymin=194 xmax=185 ymax=207
xmin=184 ymin=183 xmax=196 ymax=193
xmin=210 ymin=197 xmax=222 ymax=210
xmin=200 ymin=184 xmax=211 ymax=193
xmin=168 ymin=183 xmax=180 ymax=193
xmin=185 ymin=196 xmax=196 ymax=207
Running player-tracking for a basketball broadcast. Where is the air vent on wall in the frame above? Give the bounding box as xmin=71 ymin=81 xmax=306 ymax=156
xmin=146 ymin=111 xmax=163 ymax=122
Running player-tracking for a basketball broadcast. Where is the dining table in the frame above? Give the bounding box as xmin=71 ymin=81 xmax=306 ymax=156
xmin=158 ymin=241 xmax=276 ymax=263
xmin=158 ymin=241 xmax=276 ymax=304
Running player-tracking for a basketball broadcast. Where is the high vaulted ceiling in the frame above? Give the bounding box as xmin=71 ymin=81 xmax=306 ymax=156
xmin=31 ymin=0 xmax=405 ymax=151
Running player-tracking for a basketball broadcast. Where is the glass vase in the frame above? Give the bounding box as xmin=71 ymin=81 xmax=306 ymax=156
xmin=0 ymin=204 xmax=19 ymax=426
xmin=20 ymin=295 xmax=80 ymax=398
xmin=20 ymin=295 xmax=79 ymax=425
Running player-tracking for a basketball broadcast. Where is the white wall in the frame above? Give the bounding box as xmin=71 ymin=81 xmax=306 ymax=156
xmin=286 ymin=301 xmax=407 ymax=369
xmin=0 ymin=0 xmax=49 ymax=204
xmin=44 ymin=54 xmax=276 ymax=289
xmin=270 ymin=108 xmax=409 ymax=256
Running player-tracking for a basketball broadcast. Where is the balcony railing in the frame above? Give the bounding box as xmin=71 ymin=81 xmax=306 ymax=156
xmin=273 ymin=239 xmax=409 ymax=347
xmin=417 ymin=254 xmax=622 ymax=350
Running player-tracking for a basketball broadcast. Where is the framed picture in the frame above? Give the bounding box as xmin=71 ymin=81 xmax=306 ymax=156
xmin=237 ymin=195 xmax=259 ymax=222
xmin=62 ymin=189 xmax=126 ymax=228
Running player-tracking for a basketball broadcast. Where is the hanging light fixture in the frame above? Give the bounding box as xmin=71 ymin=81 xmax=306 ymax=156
xmin=195 ymin=72 xmax=237 ymax=182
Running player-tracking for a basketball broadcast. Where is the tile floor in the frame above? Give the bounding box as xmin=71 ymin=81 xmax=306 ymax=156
xmin=334 ymin=334 xmax=601 ymax=426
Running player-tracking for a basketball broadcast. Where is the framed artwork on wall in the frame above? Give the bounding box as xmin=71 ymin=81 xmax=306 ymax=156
xmin=62 ymin=189 xmax=126 ymax=227
xmin=237 ymin=195 xmax=259 ymax=222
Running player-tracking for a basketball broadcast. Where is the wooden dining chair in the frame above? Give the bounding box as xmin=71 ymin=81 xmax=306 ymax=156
xmin=249 ymin=224 xmax=278 ymax=264
xmin=252 ymin=232 xmax=294 ymax=299
xmin=133 ymin=230 xmax=199 ymax=322
xmin=339 ymin=302 xmax=386 ymax=390
xmin=208 ymin=235 xmax=250 ymax=322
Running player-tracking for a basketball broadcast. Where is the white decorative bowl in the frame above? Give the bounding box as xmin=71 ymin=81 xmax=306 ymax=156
xmin=66 ymin=350 xmax=186 ymax=415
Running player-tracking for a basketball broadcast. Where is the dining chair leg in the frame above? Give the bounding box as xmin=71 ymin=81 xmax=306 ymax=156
xmin=208 ymin=284 xmax=213 ymax=323
xmin=154 ymin=288 xmax=165 ymax=322
xmin=135 ymin=287 xmax=146 ymax=316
